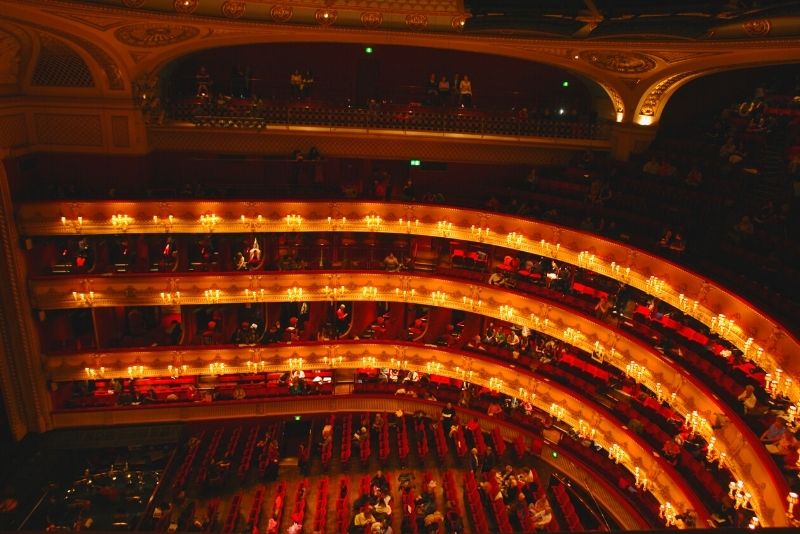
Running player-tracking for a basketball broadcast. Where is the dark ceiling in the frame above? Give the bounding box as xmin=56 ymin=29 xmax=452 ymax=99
xmin=463 ymin=1 xmax=800 ymax=39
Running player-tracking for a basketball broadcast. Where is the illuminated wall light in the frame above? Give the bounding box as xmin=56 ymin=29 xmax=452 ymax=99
xmin=499 ymin=305 xmax=514 ymax=321
xmin=636 ymin=114 xmax=654 ymax=126
xmin=431 ymin=291 xmax=447 ymax=306
xmin=244 ymin=288 xmax=265 ymax=302
xmin=326 ymin=216 xmax=346 ymax=229
xmin=470 ymin=225 xmax=490 ymax=242
xmin=285 ymin=214 xmax=304 ymax=228
xmin=204 ymin=289 xmax=221 ymax=304
xmin=168 ymin=364 xmax=187 ymax=379
xmin=488 ymin=377 xmax=504 ymax=392
xmin=160 ymin=291 xmax=180 ymax=305
xmin=659 ymin=502 xmax=677 ymax=526
xmin=110 ymin=214 xmax=133 ymax=231
xmin=61 ymin=216 xmax=84 ymax=233
xmin=362 ymin=286 xmax=378 ymax=300
xmin=287 ymin=286 xmax=304 ymax=301
xmin=364 ymin=215 xmax=383 ymax=229
xmin=72 ymin=291 xmax=95 ymax=306
xmin=398 ymin=218 xmax=419 ymax=232
xmin=200 ymin=213 xmax=220 ymax=231
xmin=209 ymin=362 xmax=226 ymax=375
xmin=436 ymin=220 xmax=453 ymax=237
xmin=506 ymin=232 xmax=524 ymax=247
xmin=395 ymin=287 xmax=416 ymax=301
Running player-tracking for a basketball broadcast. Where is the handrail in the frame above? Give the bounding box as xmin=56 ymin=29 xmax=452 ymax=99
xmin=163 ymin=100 xmax=611 ymax=141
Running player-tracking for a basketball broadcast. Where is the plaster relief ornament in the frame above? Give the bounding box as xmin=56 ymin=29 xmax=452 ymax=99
xmin=580 ymin=51 xmax=656 ymax=73
xmin=0 ymin=30 xmax=21 ymax=84
xmin=122 ymin=0 xmax=145 ymax=7
xmin=173 ymin=0 xmax=198 ymax=14
xmin=221 ymin=1 xmax=246 ymax=19
xmin=360 ymin=11 xmax=383 ymax=28
xmin=115 ymin=24 xmax=200 ymax=47
xmin=270 ymin=5 xmax=293 ymax=23
xmin=742 ymin=19 xmax=771 ymax=37
xmin=405 ymin=13 xmax=428 ymax=31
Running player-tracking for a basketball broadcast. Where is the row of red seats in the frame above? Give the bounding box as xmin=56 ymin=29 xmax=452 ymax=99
xmin=379 ymin=413 xmax=391 ymax=462
xmin=196 ymin=428 xmax=225 ymax=485
xmin=491 ymin=427 xmax=506 ymax=457
xmin=469 ymin=423 xmax=488 ymax=457
xmin=491 ymin=492 xmax=514 ymax=533
xmin=433 ymin=418 xmax=448 ymax=459
xmin=171 ymin=430 xmax=205 ymax=492
xmin=334 ymin=478 xmax=350 ymax=534
xmin=223 ymin=426 xmax=242 ymax=462
xmin=571 ymin=281 xmax=609 ymax=301
xmin=397 ymin=416 xmax=410 ymax=461
xmin=247 ymin=486 xmax=266 ymax=532
xmin=313 ymin=477 xmax=329 ymax=533
xmin=551 ymin=483 xmax=584 ymax=532
xmin=538 ymin=362 xmax=600 ymax=397
xmin=221 ymin=492 xmax=243 ymax=533
xmin=415 ymin=420 xmax=429 ymax=457
xmin=442 ymin=470 xmax=461 ymax=515
xmin=341 ymin=414 xmax=352 ymax=464
xmin=291 ymin=479 xmax=309 ymax=528
xmin=270 ymin=482 xmax=288 ymax=532
xmin=463 ymin=470 xmax=489 ymax=533
xmin=400 ymin=485 xmax=419 ymax=534
xmin=453 ymin=425 xmax=468 ymax=457
xmin=360 ymin=414 xmax=372 ymax=463
xmin=204 ymin=498 xmax=221 ymax=533
xmin=258 ymin=421 xmax=283 ymax=475
xmin=321 ymin=415 xmax=335 ymax=467
xmin=237 ymin=425 xmax=260 ymax=477
xmin=560 ymin=353 xmax=612 ymax=383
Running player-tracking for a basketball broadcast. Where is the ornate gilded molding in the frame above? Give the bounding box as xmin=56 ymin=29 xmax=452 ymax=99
xmin=579 ymin=51 xmax=656 ymax=73
xmin=638 ymin=71 xmax=695 ymax=117
xmin=114 ymin=23 xmax=200 ymax=48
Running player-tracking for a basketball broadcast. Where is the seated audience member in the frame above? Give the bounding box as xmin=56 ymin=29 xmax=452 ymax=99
xmin=383 ymin=252 xmax=401 ymax=272
xmin=737 ymin=385 xmax=757 ymax=414
xmin=529 ymin=496 xmax=552 ymax=527
xmin=760 ymin=417 xmax=787 ymax=444
xmin=662 ymin=437 xmax=681 ymax=465
xmin=487 ymin=401 xmax=503 ymax=417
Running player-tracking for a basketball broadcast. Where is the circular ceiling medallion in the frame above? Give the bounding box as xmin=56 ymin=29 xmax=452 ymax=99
xmin=405 ymin=13 xmax=428 ymax=31
xmin=173 ymin=0 xmax=198 ymax=14
xmin=121 ymin=0 xmax=145 ymax=7
xmin=270 ymin=5 xmax=293 ymax=23
xmin=742 ymin=19 xmax=771 ymax=37
xmin=579 ymin=51 xmax=656 ymax=73
xmin=360 ymin=11 xmax=383 ymax=28
xmin=114 ymin=24 xmax=200 ymax=47
xmin=315 ymin=9 xmax=337 ymax=26
xmin=221 ymin=0 xmax=246 ymax=18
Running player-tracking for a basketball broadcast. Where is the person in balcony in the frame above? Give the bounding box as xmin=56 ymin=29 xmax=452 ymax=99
xmin=383 ymin=252 xmax=400 ymax=272
xmin=289 ymin=69 xmax=302 ymax=100
xmin=459 ymin=75 xmax=472 ymax=108
xmin=437 ymin=75 xmax=450 ymax=106
xmin=195 ymin=66 xmax=212 ymax=99
xmin=737 ymin=384 xmax=758 ymax=415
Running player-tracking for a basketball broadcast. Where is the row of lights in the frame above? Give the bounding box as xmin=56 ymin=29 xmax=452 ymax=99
xmin=51 ymin=210 xmax=796 ymax=401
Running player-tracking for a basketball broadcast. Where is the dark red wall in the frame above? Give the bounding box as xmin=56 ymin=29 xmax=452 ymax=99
xmin=169 ymin=42 xmax=590 ymax=111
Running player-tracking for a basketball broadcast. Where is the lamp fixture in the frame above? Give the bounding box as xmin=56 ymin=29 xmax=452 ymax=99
xmin=362 ymin=286 xmax=378 ymax=300
xmin=645 ymin=276 xmax=664 ymax=295
xmin=426 ymin=362 xmax=442 ymax=374
xmin=84 ymin=366 xmax=105 ymax=379
xmin=322 ymin=355 xmax=344 ymax=368
xmin=431 ymin=291 xmax=447 ymax=306
xmin=288 ymin=357 xmax=304 ymax=371
xmin=729 ymin=480 xmax=752 ymax=510
xmin=72 ymin=290 xmax=95 ymax=307
xmin=577 ymin=251 xmax=596 ymax=269
xmin=323 ymin=285 xmax=346 ymax=299
xmin=287 ymin=286 xmax=304 ymax=301
xmin=127 ymin=365 xmax=144 ymax=379
xmin=395 ymin=287 xmax=416 ymax=301
xmin=364 ymin=215 xmax=383 ymax=229
xmin=397 ymin=218 xmax=420 ymax=232
xmin=634 ymin=467 xmax=649 ymax=490
xmin=436 ymin=220 xmax=453 ymax=237
xmin=608 ymin=443 xmax=626 ymax=464
xmin=244 ymin=288 xmax=265 ymax=302
xmin=160 ymin=291 xmax=180 ymax=305
xmin=549 ymin=403 xmax=565 ymax=421
xmin=326 ymin=215 xmax=346 ymax=229
xmin=204 ymin=289 xmax=221 ymax=304
xmin=167 ymin=364 xmax=187 ymax=379
xmin=246 ymin=360 xmax=266 ymax=373
xmin=659 ymin=502 xmax=677 ymax=526
xmin=499 ymin=305 xmax=515 ymax=321
xmin=470 ymin=225 xmax=490 ymax=242
xmin=506 ymin=232 xmax=524 ymax=247
xmin=209 ymin=362 xmax=226 ymax=375
xmin=488 ymin=377 xmax=504 ymax=392
xmin=111 ymin=214 xmax=133 ymax=231
xmin=61 ymin=215 xmax=84 ymax=233
xmin=577 ymin=419 xmax=596 ymax=441
xmin=152 ymin=214 xmax=175 ymax=232
xmin=199 ymin=213 xmax=220 ymax=231
xmin=462 ymin=296 xmax=482 ymax=311
xmin=362 ymin=356 xmax=377 ymax=367
xmin=285 ymin=214 xmax=303 ymax=229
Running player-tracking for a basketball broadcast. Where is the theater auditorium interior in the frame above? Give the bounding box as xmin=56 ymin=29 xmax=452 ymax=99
xmin=1 ymin=1 xmax=800 ymax=533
